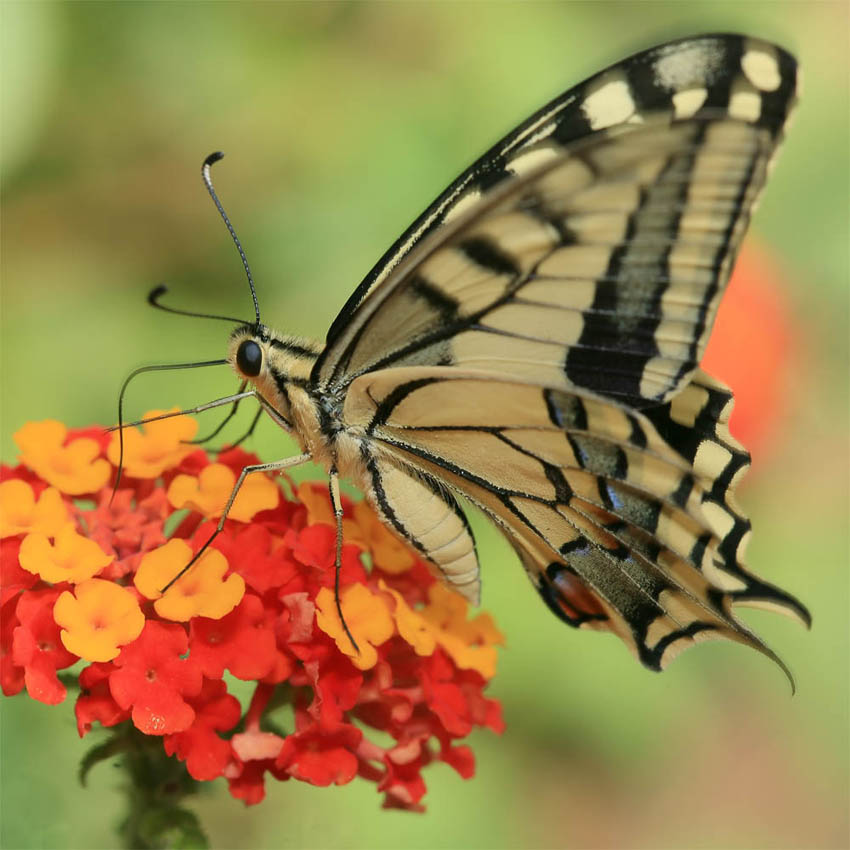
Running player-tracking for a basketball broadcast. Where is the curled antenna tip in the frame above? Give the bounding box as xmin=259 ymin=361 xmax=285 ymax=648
xmin=147 ymin=283 xmax=249 ymax=324
xmin=198 ymin=148 xmax=262 ymax=326
xmin=148 ymin=284 xmax=168 ymax=305
xmin=203 ymin=151 xmax=225 ymax=169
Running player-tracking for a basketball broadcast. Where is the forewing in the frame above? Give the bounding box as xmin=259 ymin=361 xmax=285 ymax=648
xmin=344 ymin=366 xmax=809 ymax=675
xmin=316 ymin=35 xmax=797 ymax=408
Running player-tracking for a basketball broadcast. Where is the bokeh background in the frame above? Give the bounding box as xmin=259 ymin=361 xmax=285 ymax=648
xmin=2 ymin=3 xmax=848 ymax=848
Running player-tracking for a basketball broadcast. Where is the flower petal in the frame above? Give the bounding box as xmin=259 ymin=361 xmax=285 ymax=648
xmin=316 ymin=585 xmax=394 ymax=670
xmin=54 ymin=579 xmax=145 ymax=662
xmin=15 ymin=421 xmax=110 ymax=495
xmin=19 ymin=526 xmax=113 ymax=584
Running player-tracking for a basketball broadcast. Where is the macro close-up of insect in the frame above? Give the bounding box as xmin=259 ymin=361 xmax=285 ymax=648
xmin=2 ymin=5 xmax=847 ymax=850
xmin=134 ymin=33 xmax=808 ymax=679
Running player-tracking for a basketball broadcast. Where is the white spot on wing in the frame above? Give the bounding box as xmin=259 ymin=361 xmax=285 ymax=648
xmin=654 ymin=40 xmax=725 ymax=91
xmin=672 ymin=87 xmax=708 ymax=119
xmin=728 ymin=78 xmax=762 ymax=122
xmin=582 ymin=73 xmax=636 ymax=130
xmin=741 ymin=44 xmax=782 ymax=91
xmin=694 ymin=440 xmax=733 ymax=480
xmin=702 ymin=500 xmax=735 ymax=541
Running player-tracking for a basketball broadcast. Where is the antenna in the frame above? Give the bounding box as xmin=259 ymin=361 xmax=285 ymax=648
xmin=147 ymin=284 xmax=250 ymax=325
xmin=202 ymin=152 xmax=261 ymax=327
xmin=111 ymin=359 xmax=230 ymax=498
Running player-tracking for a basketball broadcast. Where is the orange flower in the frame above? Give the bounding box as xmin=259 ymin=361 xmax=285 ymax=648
xmin=106 ymin=410 xmax=197 ymax=479
xmin=53 ymin=579 xmax=145 ymax=662
xmin=298 ymin=483 xmax=364 ymax=547
xmin=376 ymin=579 xmax=503 ymax=678
xmin=0 ymin=481 xmax=69 ymax=538
xmin=378 ymin=580 xmax=436 ymax=656
xmin=134 ymin=539 xmax=245 ymax=621
xmin=353 ymin=501 xmax=415 ymax=574
xmin=422 ymin=583 xmax=503 ymax=644
xmin=14 ymin=421 xmax=110 ymax=495
xmin=19 ymin=526 xmax=114 ymax=584
xmin=421 ymin=584 xmax=504 ymax=678
xmin=167 ymin=464 xmax=279 ymax=522
xmin=316 ymin=585 xmax=394 ymax=670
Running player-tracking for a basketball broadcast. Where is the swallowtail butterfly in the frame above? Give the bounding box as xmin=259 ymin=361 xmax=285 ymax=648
xmin=144 ymin=33 xmax=810 ymax=681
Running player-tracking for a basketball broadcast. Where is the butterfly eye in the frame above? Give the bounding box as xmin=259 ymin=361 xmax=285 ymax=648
xmin=236 ymin=340 xmax=263 ymax=377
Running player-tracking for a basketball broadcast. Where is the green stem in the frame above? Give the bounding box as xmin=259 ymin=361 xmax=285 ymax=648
xmin=83 ymin=725 xmax=209 ymax=849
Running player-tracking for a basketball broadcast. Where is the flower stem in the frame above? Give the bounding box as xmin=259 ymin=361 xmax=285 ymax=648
xmin=115 ymin=726 xmax=209 ymax=850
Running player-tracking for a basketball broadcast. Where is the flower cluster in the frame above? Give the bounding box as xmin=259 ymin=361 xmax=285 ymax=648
xmin=1 ymin=415 xmax=504 ymax=811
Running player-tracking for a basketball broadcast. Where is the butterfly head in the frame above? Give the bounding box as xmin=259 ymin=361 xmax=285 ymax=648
xmin=228 ymin=323 xmax=321 ymax=426
xmin=230 ymin=323 xmax=268 ymax=379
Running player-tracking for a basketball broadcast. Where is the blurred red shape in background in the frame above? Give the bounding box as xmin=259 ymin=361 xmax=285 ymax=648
xmin=703 ymin=244 xmax=799 ymax=464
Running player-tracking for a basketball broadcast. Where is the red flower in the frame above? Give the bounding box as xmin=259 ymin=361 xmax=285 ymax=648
xmin=289 ymin=523 xmax=368 ymax=588
xmin=213 ymin=524 xmax=299 ymax=596
xmin=276 ymin=709 xmax=362 ymax=786
xmin=1 ymin=599 xmax=25 ymax=696
xmin=227 ymin=683 xmax=289 ymax=805
xmin=109 ymin=621 xmax=203 ymax=735
xmin=378 ymin=750 xmax=428 ymax=810
xmin=164 ymin=678 xmax=241 ymax=780
xmin=87 ymin=488 xmax=170 ymax=578
xmin=189 ymin=594 xmax=279 ymax=681
xmin=302 ymin=655 xmax=364 ymax=727
xmin=11 ymin=587 xmax=77 ymax=704
xmin=75 ymin=661 xmax=130 ymax=736
xmin=1 ymin=538 xmax=38 ymax=607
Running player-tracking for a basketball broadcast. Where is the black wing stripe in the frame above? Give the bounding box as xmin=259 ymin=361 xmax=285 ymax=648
xmin=564 ymin=125 xmax=706 ymax=404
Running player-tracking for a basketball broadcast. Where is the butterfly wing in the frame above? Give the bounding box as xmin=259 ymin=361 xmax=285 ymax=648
xmin=343 ymin=365 xmax=809 ymax=675
xmin=311 ymin=34 xmax=807 ymax=673
xmin=315 ymin=34 xmax=797 ymax=409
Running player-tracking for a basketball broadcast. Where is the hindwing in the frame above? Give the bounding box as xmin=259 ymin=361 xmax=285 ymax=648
xmin=344 ymin=367 xmax=809 ymax=676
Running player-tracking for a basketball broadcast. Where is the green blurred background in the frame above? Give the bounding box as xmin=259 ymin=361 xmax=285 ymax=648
xmin=2 ymin=3 xmax=848 ymax=848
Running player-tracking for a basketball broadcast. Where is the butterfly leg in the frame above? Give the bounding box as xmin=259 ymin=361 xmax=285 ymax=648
xmin=189 ymin=380 xmax=247 ymax=445
xmin=223 ymin=407 xmax=264 ymax=451
xmin=194 ymin=403 xmax=263 ymax=453
xmin=328 ymin=468 xmax=360 ymax=654
xmin=161 ymin=452 xmax=311 ymax=591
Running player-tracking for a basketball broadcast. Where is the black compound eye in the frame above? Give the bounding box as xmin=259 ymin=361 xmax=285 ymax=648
xmin=236 ymin=340 xmax=263 ymax=377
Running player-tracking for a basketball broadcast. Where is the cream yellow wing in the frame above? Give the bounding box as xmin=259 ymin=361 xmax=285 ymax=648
xmin=345 ymin=366 xmax=809 ymax=677
xmin=315 ymin=35 xmax=798 ymax=410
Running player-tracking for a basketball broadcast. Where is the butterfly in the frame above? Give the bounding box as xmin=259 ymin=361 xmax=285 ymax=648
xmin=134 ymin=33 xmax=809 ymax=681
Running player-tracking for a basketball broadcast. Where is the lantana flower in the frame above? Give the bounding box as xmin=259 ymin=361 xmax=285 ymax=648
xmin=15 ymin=420 xmax=111 ymax=495
xmin=19 ymin=526 xmax=114 ymax=584
xmin=53 ymin=578 xmax=145 ymax=661
xmin=1 ymin=412 xmax=505 ymax=843
xmin=0 ymin=481 xmax=69 ymax=538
